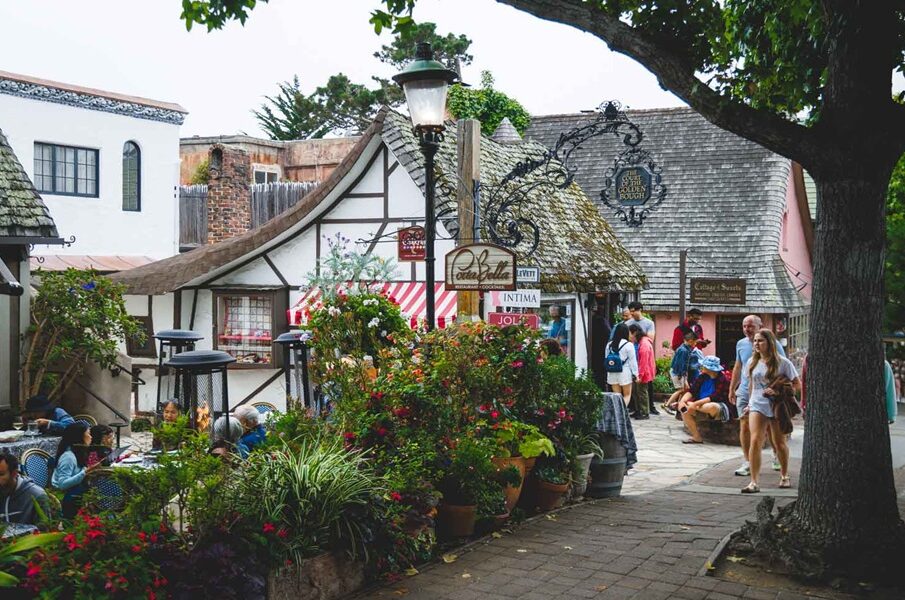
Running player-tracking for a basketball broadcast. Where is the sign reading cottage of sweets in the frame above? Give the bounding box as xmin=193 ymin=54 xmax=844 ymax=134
xmin=445 ymin=243 xmax=517 ymax=291
xmin=690 ymin=278 xmax=747 ymax=305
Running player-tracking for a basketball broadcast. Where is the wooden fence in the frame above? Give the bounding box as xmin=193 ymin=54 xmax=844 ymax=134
xmin=178 ymin=181 xmax=320 ymax=248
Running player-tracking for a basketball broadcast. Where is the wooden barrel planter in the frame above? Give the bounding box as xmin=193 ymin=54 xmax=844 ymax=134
xmin=587 ymin=433 xmax=626 ymax=498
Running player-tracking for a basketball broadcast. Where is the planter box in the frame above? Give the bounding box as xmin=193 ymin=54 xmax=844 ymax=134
xmin=268 ymin=553 xmax=365 ymax=600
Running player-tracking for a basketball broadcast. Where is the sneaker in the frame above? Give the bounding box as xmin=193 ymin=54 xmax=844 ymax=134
xmin=649 ymin=408 xmax=661 ymax=416
xmin=734 ymin=463 xmax=750 ymax=476
xmin=772 ymin=457 xmax=781 ymax=471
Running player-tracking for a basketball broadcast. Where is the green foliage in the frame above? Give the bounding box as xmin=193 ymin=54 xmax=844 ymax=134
xmin=23 ymin=269 xmax=143 ymax=405
xmin=655 ymin=356 xmax=672 ymax=377
xmin=305 ymin=234 xmax=399 ymax=303
xmin=374 ymin=21 xmax=472 ymax=71
xmin=447 ymin=71 xmax=531 ymax=136
xmin=129 ymin=417 xmax=152 ymax=433
xmin=180 ymin=0 xmax=266 ymax=31
xmin=886 ymin=152 xmax=905 ymax=333
xmin=189 ymin=158 xmax=209 ymax=185
xmin=0 ymin=531 xmax=63 ymax=587
xmin=653 ymin=374 xmax=673 ymax=395
xmin=535 ymin=465 xmax=568 ymax=485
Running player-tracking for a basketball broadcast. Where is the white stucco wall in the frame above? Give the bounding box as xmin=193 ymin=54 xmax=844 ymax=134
xmin=0 ymin=94 xmax=181 ymax=259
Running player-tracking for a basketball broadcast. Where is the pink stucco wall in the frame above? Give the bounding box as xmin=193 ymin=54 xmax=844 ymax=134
xmin=648 ymin=313 xmax=717 ymax=359
xmin=780 ymin=171 xmax=813 ymax=300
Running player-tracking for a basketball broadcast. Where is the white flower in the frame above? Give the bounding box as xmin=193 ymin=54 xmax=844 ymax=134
xmin=380 ymin=330 xmax=387 ymax=338
xmin=368 ymin=317 xmax=380 ymax=328
xmin=363 ymin=298 xmax=379 ymax=307
xmin=327 ymin=306 xmax=342 ymax=317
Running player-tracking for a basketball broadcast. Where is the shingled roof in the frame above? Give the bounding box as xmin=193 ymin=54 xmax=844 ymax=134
xmin=381 ymin=110 xmax=645 ymax=292
xmin=112 ymin=107 xmax=645 ymax=295
xmin=526 ymin=107 xmax=808 ymax=313
xmin=0 ymin=127 xmax=58 ymax=240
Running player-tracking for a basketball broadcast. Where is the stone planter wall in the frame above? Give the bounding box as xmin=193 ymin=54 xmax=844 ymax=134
xmin=267 ymin=553 xmax=365 ymax=600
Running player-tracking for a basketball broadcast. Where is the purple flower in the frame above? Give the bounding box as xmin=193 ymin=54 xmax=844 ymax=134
xmin=81 ymin=281 xmax=96 ymax=291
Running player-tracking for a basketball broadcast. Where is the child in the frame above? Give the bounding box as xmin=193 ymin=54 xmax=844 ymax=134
xmin=664 ymin=331 xmax=705 ymax=413
xmin=86 ymin=424 xmax=115 ymax=467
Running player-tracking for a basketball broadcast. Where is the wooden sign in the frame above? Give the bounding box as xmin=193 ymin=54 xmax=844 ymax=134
xmin=488 ymin=312 xmax=541 ymax=329
xmin=397 ymin=226 xmax=426 ymax=261
xmin=690 ymin=278 xmax=747 ymax=305
xmin=445 ymin=243 xmax=517 ymax=291
xmin=615 ymin=166 xmax=652 ymax=206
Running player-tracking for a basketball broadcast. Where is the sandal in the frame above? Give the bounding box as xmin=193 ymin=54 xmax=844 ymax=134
xmin=779 ymin=476 xmax=791 ymax=489
xmin=741 ymin=482 xmax=760 ymax=494
xmin=682 ymin=438 xmax=703 ymax=444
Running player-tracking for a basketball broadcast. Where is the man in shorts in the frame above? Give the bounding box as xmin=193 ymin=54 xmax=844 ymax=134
xmin=729 ymin=315 xmax=786 ymax=476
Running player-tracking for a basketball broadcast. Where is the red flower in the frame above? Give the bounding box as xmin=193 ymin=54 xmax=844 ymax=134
xmin=511 ymin=360 xmax=524 ymax=368
xmin=389 ymin=491 xmax=403 ymax=502
xmin=132 ymin=544 xmax=143 ymax=553
xmin=343 ymin=432 xmax=356 ymax=441
xmin=263 ymin=522 xmax=276 ymax=534
xmin=376 ymin=427 xmax=388 ymax=437
xmin=285 ymin=559 xmax=293 ymax=567
xmin=392 ymin=407 xmax=410 ymax=418
xmin=85 ymin=529 xmax=105 ymax=541
xmin=26 ymin=562 xmax=41 ymax=578
xmin=490 ymin=410 xmax=500 ymax=420
xmin=138 ymin=532 xmax=147 ymax=542
xmin=389 ymin=296 xmax=398 ymax=304
xmin=63 ymin=533 xmax=79 ymax=551
xmin=277 ymin=528 xmax=289 ymax=539
xmin=558 ymin=409 xmax=567 ymax=418
xmin=159 ymin=522 xmax=168 ymax=533
xmin=150 ymin=533 xmax=159 ymax=543
xmin=147 ymin=589 xmax=157 ymax=600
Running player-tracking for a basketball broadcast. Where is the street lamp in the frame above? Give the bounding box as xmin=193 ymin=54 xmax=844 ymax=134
xmin=274 ymin=330 xmax=313 ymax=413
xmin=393 ymin=42 xmax=459 ymax=330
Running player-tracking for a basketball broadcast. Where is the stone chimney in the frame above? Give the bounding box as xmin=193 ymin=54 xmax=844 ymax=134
xmin=207 ymin=144 xmax=251 ymax=244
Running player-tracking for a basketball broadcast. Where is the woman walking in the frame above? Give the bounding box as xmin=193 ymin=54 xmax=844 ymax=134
xmin=606 ymin=323 xmax=638 ymax=407
xmin=736 ymin=329 xmax=800 ymax=493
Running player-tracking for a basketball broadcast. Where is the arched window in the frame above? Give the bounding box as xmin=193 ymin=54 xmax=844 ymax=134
xmin=122 ymin=141 xmax=141 ymax=211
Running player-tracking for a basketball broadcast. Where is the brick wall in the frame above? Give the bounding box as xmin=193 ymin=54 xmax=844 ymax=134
xmin=207 ymin=144 xmax=251 ymax=244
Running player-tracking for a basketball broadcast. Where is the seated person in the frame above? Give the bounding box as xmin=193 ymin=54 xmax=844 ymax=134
xmin=52 ymin=423 xmax=101 ymax=518
xmin=211 ymin=415 xmax=244 ymax=456
xmin=234 ymin=405 xmax=267 ymax=458
xmin=86 ymin=424 xmax=115 ymax=467
xmin=23 ymin=394 xmax=75 ymax=435
xmin=664 ymin=331 xmax=705 ymax=413
xmin=0 ymin=452 xmax=50 ymax=526
xmin=678 ymin=356 xmax=735 ymax=444
xmin=152 ymin=400 xmax=182 ymax=451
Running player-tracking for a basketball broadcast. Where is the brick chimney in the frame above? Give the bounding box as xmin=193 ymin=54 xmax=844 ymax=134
xmin=207 ymin=144 xmax=251 ymax=244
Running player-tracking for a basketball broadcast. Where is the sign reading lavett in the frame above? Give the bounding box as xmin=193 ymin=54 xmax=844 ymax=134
xmin=397 ymin=226 xmax=426 ymax=261
xmin=489 ymin=289 xmax=541 ymax=308
xmin=516 ymin=266 xmax=540 ymax=284
xmin=690 ymin=278 xmax=747 ymax=305
xmin=488 ymin=312 xmax=541 ymax=329
xmin=445 ymin=243 xmax=516 ymax=291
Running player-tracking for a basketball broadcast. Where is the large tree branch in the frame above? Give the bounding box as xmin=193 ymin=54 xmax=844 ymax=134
xmin=495 ymin=0 xmax=899 ymax=170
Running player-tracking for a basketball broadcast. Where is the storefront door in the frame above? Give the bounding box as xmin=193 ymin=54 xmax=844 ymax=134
xmin=716 ymin=314 xmax=745 ymax=368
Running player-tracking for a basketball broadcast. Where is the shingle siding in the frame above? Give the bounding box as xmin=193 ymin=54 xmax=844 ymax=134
xmin=526 ymin=107 xmax=808 ymax=313
xmin=0 ymin=128 xmax=58 ymax=239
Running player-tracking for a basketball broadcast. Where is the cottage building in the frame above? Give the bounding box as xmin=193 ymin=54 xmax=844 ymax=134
xmin=0 ymin=70 xmax=186 ymax=271
xmin=527 ymin=107 xmax=813 ymax=363
xmin=0 ymin=127 xmax=60 ymax=409
xmin=111 ymin=108 xmax=644 ymax=413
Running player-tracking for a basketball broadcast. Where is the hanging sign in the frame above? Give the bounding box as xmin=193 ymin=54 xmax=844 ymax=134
xmin=614 ymin=166 xmax=652 ymax=206
xmin=397 ymin=226 xmax=426 ymax=261
xmin=488 ymin=312 xmax=541 ymax=329
xmin=489 ymin=289 xmax=541 ymax=308
xmin=690 ymin=278 xmax=747 ymax=305
xmin=445 ymin=243 xmax=517 ymax=291
xmin=516 ymin=266 xmax=541 ymax=284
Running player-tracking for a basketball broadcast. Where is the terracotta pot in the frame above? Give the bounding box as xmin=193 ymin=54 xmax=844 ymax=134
xmin=523 ymin=456 xmax=537 ymax=473
xmin=437 ymin=503 xmax=476 ymax=538
xmin=572 ymin=453 xmax=595 ymax=498
xmin=492 ymin=456 xmax=527 ymax=513
xmin=536 ymin=479 xmax=569 ymax=511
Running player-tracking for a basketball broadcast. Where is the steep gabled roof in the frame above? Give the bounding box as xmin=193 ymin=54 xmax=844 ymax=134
xmin=382 ymin=110 xmax=645 ymax=292
xmin=113 ymin=108 xmax=646 ymax=295
xmin=0 ymin=127 xmax=58 ymax=241
xmin=526 ymin=107 xmax=808 ymax=312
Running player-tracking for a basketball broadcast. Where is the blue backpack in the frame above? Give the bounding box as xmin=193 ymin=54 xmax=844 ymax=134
xmin=605 ymin=341 xmax=626 ymax=373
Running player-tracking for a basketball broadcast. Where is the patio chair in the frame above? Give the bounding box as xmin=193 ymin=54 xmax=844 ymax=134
xmin=83 ymin=468 xmax=124 ymax=513
xmin=20 ymin=448 xmax=53 ymax=489
xmin=73 ymin=414 xmax=98 ymax=427
xmin=251 ymin=401 xmax=277 ymax=416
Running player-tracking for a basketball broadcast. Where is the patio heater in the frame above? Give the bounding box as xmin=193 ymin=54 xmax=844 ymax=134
xmin=164 ymin=350 xmax=236 ymax=434
xmin=153 ymin=329 xmax=204 ymax=416
xmin=274 ymin=330 xmax=314 ymax=413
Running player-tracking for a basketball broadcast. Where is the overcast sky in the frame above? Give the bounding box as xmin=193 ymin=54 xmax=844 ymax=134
xmin=0 ymin=0 xmax=685 ymax=137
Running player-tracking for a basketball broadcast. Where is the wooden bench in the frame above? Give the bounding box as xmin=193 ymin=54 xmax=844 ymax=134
xmin=683 ymin=413 xmax=741 ymax=445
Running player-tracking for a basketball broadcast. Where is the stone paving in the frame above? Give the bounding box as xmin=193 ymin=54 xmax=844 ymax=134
xmin=355 ymin=414 xmax=905 ymax=600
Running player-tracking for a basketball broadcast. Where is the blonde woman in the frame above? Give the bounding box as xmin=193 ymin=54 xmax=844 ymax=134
xmin=736 ymin=329 xmax=800 ymax=493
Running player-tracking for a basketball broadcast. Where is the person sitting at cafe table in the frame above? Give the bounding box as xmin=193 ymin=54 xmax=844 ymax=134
xmin=0 ymin=452 xmax=50 ymax=526
xmin=23 ymin=394 xmax=75 ymax=435
xmin=211 ymin=416 xmax=244 ymax=462
xmin=677 ymin=356 xmax=735 ymax=444
xmin=152 ymin=400 xmax=182 ymax=451
xmin=52 ymin=422 xmax=102 ymax=518
xmin=86 ymin=424 xmax=116 ymax=467
xmin=234 ymin=405 xmax=267 ymax=458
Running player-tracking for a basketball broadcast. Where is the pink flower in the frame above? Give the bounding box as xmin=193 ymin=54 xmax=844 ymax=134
xmin=26 ymin=562 xmax=41 ymax=578
xmin=263 ymin=522 xmax=276 ymax=534
xmin=490 ymin=410 xmax=500 ymax=420
xmin=511 ymin=360 xmax=524 ymax=368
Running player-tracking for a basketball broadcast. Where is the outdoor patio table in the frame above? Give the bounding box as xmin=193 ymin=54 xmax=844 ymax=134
xmin=0 ymin=435 xmax=61 ymax=461
xmin=595 ymin=392 xmax=638 ymax=470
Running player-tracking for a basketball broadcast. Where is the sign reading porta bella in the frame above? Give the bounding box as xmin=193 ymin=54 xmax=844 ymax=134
xmin=690 ymin=278 xmax=747 ymax=305
xmin=445 ymin=243 xmax=517 ymax=291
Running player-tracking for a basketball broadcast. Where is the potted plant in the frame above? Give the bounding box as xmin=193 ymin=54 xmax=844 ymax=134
xmin=489 ymin=421 xmax=554 ymax=511
xmin=570 ymin=434 xmax=604 ymax=498
xmin=436 ymin=437 xmax=496 ymax=538
xmin=534 ymin=464 xmax=570 ymax=511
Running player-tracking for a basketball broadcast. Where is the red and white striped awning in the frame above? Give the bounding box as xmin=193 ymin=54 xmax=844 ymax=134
xmin=288 ymin=282 xmax=457 ymax=329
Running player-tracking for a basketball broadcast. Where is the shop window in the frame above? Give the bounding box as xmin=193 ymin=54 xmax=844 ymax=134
xmin=526 ymin=299 xmax=575 ymax=361
xmin=215 ymin=292 xmax=276 ymax=365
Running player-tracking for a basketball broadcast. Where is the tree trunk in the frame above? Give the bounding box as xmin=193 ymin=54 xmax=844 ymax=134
xmin=795 ymin=170 xmax=905 ymax=577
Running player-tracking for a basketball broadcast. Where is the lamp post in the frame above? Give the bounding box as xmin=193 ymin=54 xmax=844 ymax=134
xmin=274 ymin=330 xmax=313 ymax=413
xmin=393 ymin=42 xmax=459 ymax=330
xmin=165 ymin=350 xmax=235 ymax=433
xmin=153 ymin=329 xmax=203 ymax=415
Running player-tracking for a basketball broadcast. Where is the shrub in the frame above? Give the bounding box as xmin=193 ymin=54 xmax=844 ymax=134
xmin=653 ymin=374 xmax=673 ymax=394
